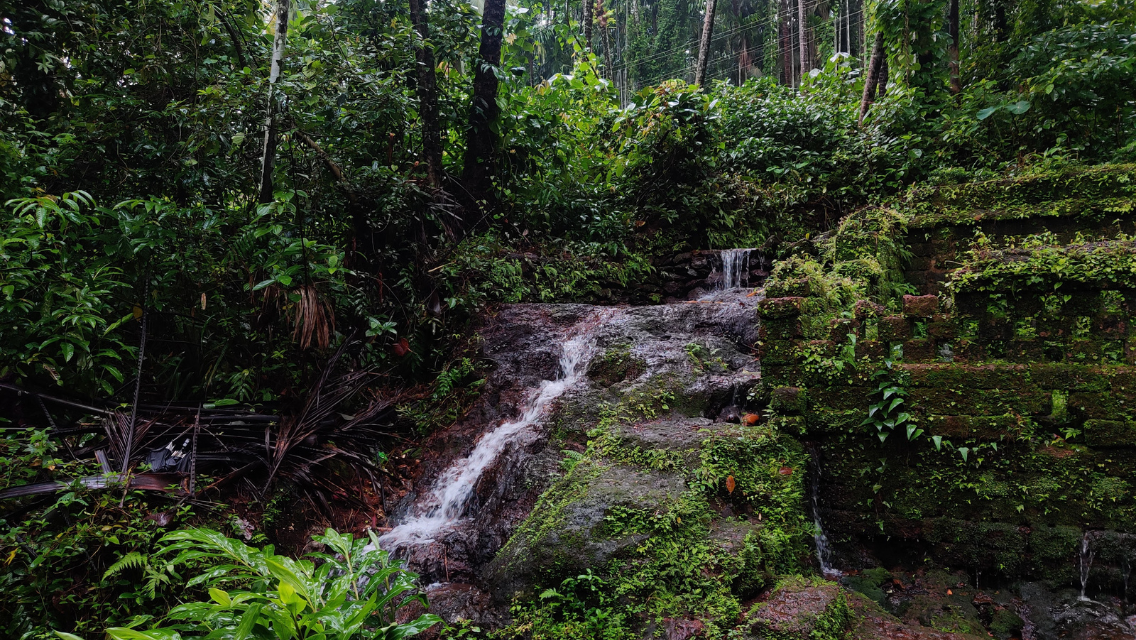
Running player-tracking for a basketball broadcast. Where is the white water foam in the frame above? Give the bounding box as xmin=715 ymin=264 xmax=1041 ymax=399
xmin=809 ymin=449 xmax=842 ymax=578
xmin=717 ymin=249 xmax=752 ymax=290
xmin=378 ymin=313 xmax=607 ymax=552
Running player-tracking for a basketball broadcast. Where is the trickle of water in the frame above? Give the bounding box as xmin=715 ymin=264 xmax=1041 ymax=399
xmin=716 ymin=249 xmax=753 ymax=291
xmin=808 ymin=447 xmax=841 ymax=578
xmin=379 ymin=312 xmax=609 ymax=552
xmin=1079 ymin=531 xmax=1095 ymax=601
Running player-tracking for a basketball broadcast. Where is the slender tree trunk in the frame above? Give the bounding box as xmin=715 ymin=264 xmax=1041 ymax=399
xmin=858 ymin=30 xmax=884 ymax=123
xmin=258 ymin=0 xmax=290 ymax=204
xmin=695 ymin=0 xmax=717 ymax=86
xmin=408 ymin=0 xmax=443 ymax=188
xmin=780 ymin=0 xmax=791 ymax=84
xmin=878 ymin=54 xmax=888 ymax=95
xmin=460 ymin=0 xmax=507 ymax=222
xmin=583 ymin=0 xmax=594 ymax=50
xmin=599 ymin=0 xmax=613 ymax=77
xmin=947 ymin=0 xmax=961 ymax=94
xmin=797 ymin=0 xmax=807 ymax=83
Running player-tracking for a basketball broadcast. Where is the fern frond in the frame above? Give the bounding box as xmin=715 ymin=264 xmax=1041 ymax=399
xmin=103 ymin=552 xmax=148 ymax=580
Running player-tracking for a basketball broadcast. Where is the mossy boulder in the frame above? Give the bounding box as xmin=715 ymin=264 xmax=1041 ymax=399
xmin=742 ymin=577 xmax=852 ymax=640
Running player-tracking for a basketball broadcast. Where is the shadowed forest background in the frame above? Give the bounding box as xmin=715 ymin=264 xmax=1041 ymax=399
xmin=1 ymin=0 xmax=1135 ymax=637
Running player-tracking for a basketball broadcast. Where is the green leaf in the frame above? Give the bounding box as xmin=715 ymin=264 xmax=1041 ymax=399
xmin=959 ymin=447 xmax=970 ymax=462
xmin=209 ymin=587 xmax=232 ymax=607
xmin=1006 ymin=100 xmax=1031 ymax=114
xmin=932 ymin=435 xmax=942 ymax=451
xmin=977 ymin=106 xmax=1000 ymax=120
xmin=61 ymin=342 xmax=75 ymax=362
xmin=54 ymin=633 xmax=85 ymax=640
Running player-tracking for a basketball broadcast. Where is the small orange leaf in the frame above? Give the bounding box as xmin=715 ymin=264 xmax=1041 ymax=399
xmin=947 ymin=589 xmax=953 ymax=595
xmin=742 ymin=413 xmax=760 ymax=425
xmin=778 ymin=466 xmax=793 ymax=476
xmin=726 ymin=475 xmax=736 ymax=494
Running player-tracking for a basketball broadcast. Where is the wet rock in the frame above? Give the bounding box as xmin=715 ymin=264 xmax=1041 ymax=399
xmin=484 ymin=463 xmax=686 ymax=602
xmin=742 ymin=577 xmax=852 ymax=639
xmin=847 ymin=592 xmax=988 ymax=640
xmin=1019 ymin=582 xmax=1136 ymax=640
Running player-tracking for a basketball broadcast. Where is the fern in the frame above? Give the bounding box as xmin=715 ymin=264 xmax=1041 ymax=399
xmin=103 ymin=552 xmax=148 ymax=581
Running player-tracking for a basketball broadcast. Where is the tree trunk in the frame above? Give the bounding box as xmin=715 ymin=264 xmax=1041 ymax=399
xmin=460 ymin=0 xmax=507 ymax=223
xmin=583 ymin=0 xmax=594 ymax=50
xmin=948 ymin=0 xmax=961 ymax=94
xmin=878 ymin=55 xmax=888 ymax=95
xmin=858 ymin=30 xmax=884 ymax=124
xmin=695 ymin=0 xmax=717 ymax=86
xmin=258 ymin=0 xmax=290 ymax=204
xmin=797 ymin=0 xmax=807 ymax=84
xmin=408 ymin=0 xmax=443 ymax=188
xmin=780 ymin=0 xmax=791 ymax=85
xmin=599 ymin=0 xmax=613 ymax=77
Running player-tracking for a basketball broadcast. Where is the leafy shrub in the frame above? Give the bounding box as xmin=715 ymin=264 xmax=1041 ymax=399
xmin=63 ymin=528 xmax=440 ymax=640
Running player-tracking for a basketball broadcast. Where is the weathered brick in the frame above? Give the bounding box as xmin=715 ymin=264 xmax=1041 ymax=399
xmin=878 ymin=315 xmax=912 ymax=342
xmin=1029 ymin=364 xmax=1109 ymax=391
xmin=1006 ymin=340 xmax=1046 ymax=363
xmin=1095 ymin=314 xmax=1127 ymax=338
xmin=771 ymin=386 xmax=807 ymax=414
xmin=1066 ymin=392 xmax=1132 ymax=420
xmin=759 ymin=317 xmax=803 ymax=340
xmin=760 ymin=339 xmax=801 ymax=365
xmin=827 ymin=318 xmax=859 ymax=344
xmin=767 ymin=278 xmax=811 ymax=298
xmin=978 ymin=318 xmax=1013 ymax=341
xmin=902 ymin=364 xmax=1027 ymax=389
xmin=1067 ymin=339 xmax=1101 ymax=361
xmin=809 ymin=386 xmax=871 ymax=412
xmin=903 ymin=294 xmax=940 ymax=318
xmin=927 ymin=320 xmax=957 ymax=340
xmin=853 ymin=299 xmax=886 ymax=320
xmin=911 ymin=387 xmax=1051 ymax=415
xmin=855 ymin=340 xmax=886 ymax=360
xmin=1084 ymin=419 xmax=1136 ymax=447
xmin=758 ymin=297 xmax=804 ymax=319
xmin=804 ymin=410 xmax=863 ymax=434
xmin=902 ymin=338 xmax=937 ymax=362
xmin=953 ymin=340 xmax=986 ymax=362
xmin=925 ymin=414 xmax=1025 ymax=440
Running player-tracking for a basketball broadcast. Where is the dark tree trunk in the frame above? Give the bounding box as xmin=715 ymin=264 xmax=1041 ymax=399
xmin=858 ymin=30 xmax=884 ymax=123
xmin=583 ymin=0 xmax=594 ymax=50
xmin=408 ymin=0 xmax=443 ymax=188
xmin=460 ymin=0 xmax=507 ymax=223
xmin=878 ymin=54 xmax=889 ymax=95
xmin=948 ymin=0 xmax=961 ymax=94
xmin=695 ymin=0 xmax=717 ymax=86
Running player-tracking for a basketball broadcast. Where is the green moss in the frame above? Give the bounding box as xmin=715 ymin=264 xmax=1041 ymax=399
xmin=587 ymin=345 xmax=647 ymax=387
xmin=905 ymin=164 xmax=1136 ymax=229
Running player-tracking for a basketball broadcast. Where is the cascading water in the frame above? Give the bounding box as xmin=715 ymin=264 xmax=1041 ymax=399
xmin=1079 ymin=531 xmax=1095 ymax=601
xmin=808 ymin=446 xmax=841 ymax=578
xmin=378 ymin=313 xmax=608 ymax=553
xmin=716 ymin=249 xmax=753 ymax=290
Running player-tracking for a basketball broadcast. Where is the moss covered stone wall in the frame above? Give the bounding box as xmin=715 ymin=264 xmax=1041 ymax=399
xmin=758 ymin=164 xmax=1136 ymax=594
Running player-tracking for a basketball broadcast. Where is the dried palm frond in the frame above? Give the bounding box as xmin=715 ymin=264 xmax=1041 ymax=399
xmin=290 ymin=284 xmax=335 ymax=349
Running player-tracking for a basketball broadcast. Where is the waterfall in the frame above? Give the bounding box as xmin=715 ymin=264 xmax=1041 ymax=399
xmin=808 ymin=447 xmax=841 ymax=578
xmin=716 ymin=249 xmax=753 ymax=290
xmin=1079 ymin=531 xmax=1095 ymax=601
xmin=379 ymin=314 xmax=606 ymax=552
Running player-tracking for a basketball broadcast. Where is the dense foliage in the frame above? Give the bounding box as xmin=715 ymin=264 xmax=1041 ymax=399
xmin=1 ymin=0 xmax=1134 ymax=637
